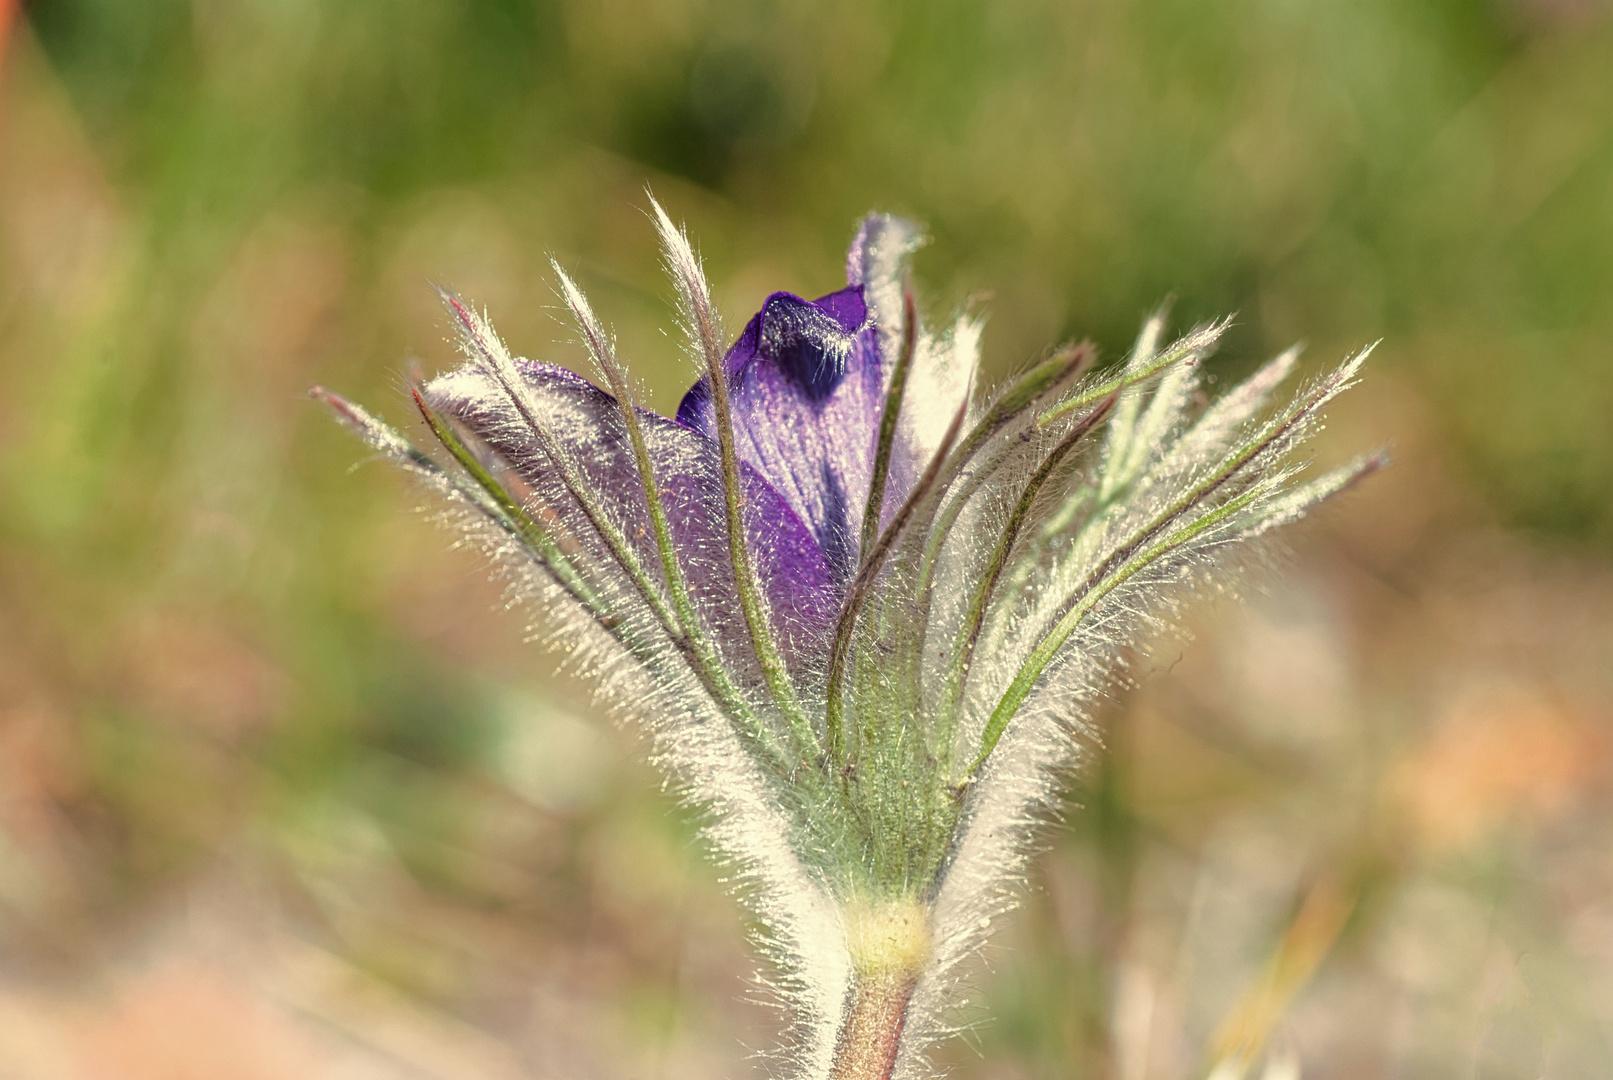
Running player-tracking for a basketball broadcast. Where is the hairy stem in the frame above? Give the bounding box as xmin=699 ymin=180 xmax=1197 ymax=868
xmin=859 ymin=287 xmax=918 ymax=563
xmin=830 ymin=897 xmax=932 ymax=1080
xmin=830 ymin=971 xmax=920 ymax=1080
xmin=933 ymin=393 xmax=1116 ymax=775
xmin=826 ymin=399 xmax=967 ymax=766
xmin=550 ymin=264 xmax=788 ymax=767
xmin=649 ymin=196 xmax=818 ymax=754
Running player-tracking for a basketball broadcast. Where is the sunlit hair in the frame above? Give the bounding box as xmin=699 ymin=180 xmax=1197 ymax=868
xmin=315 ymin=197 xmax=1380 ymax=1080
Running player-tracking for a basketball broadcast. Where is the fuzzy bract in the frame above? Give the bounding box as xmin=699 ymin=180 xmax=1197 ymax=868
xmin=315 ymin=200 xmax=1380 ymax=1080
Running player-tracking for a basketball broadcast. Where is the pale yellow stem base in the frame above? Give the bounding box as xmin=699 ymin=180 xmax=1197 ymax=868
xmin=829 ymin=897 xmax=932 ymax=1080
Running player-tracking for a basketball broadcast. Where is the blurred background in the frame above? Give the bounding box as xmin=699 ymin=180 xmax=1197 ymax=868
xmin=1 ymin=0 xmax=1611 ymax=1076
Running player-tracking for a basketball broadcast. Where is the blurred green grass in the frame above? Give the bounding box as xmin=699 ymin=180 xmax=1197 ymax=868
xmin=1 ymin=1 xmax=1611 ymax=1077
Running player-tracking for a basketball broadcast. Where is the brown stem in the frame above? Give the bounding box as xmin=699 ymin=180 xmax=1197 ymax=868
xmin=830 ymin=969 xmax=919 ymax=1080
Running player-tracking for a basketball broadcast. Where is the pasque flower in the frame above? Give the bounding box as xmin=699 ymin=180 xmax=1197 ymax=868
xmin=316 ymin=201 xmax=1380 ymax=1080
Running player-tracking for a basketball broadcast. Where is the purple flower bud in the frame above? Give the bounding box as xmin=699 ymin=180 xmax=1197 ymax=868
xmin=317 ymin=198 xmax=1380 ymax=1080
xmin=678 ymin=287 xmax=880 ymax=584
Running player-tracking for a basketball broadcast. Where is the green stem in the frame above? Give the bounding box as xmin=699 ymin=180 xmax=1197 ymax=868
xmin=1037 ymin=318 xmax=1226 ymax=428
xmin=965 ymin=357 xmax=1356 ymax=779
xmin=825 ymin=399 xmax=967 ymax=767
xmin=553 ymin=267 xmax=789 ymax=765
xmin=966 ymin=482 xmax=1268 ymax=780
xmin=932 ymin=394 xmax=1115 ymax=775
xmin=859 ymin=288 xmax=918 ymax=564
xmin=439 ymin=290 xmax=686 ymax=646
xmin=410 ymin=390 xmax=603 ymax=615
xmin=651 ymin=201 xmax=819 ymax=754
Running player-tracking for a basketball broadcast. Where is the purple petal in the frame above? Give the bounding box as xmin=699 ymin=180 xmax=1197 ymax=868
xmin=677 ymin=287 xmax=883 ymax=584
xmin=422 ymin=360 xmax=839 ymax=676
